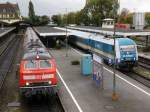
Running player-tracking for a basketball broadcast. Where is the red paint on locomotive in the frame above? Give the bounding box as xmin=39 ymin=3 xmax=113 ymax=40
xmin=19 ymin=58 xmax=57 ymax=88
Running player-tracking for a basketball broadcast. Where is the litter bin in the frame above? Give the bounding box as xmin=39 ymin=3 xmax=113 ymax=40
xmin=81 ymin=54 xmax=92 ymax=76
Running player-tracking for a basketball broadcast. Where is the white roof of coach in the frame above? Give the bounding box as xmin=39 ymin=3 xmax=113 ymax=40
xmin=70 ymin=29 xmax=114 ymax=45
xmin=92 ymin=34 xmax=114 ymax=45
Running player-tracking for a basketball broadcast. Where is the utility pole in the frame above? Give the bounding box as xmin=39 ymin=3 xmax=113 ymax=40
xmin=112 ymin=0 xmax=119 ymax=101
xmin=65 ymin=8 xmax=68 ymax=57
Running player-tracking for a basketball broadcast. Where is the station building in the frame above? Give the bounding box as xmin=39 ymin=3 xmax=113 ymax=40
xmin=0 ymin=2 xmax=22 ymax=24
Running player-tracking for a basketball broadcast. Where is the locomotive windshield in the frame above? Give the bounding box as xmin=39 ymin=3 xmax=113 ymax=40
xmin=24 ymin=60 xmax=51 ymax=69
xmin=40 ymin=60 xmax=51 ymax=69
xmin=25 ymin=60 xmax=37 ymax=69
xmin=120 ymin=45 xmax=135 ymax=52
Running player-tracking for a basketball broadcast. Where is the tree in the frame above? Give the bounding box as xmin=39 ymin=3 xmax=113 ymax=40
xmin=82 ymin=0 xmax=117 ymax=26
xmin=40 ymin=16 xmax=50 ymax=25
xmin=119 ymin=8 xmax=132 ymax=24
xmin=28 ymin=0 xmax=35 ymax=23
xmin=51 ymin=0 xmax=118 ymax=26
xmin=51 ymin=15 xmax=62 ymax=26
xmin=119 ymin=13 xmax=133 ymax=24
xmin=120 ymin=8 xmax=129 ymax=18
xmin=145 ymin=12 xmax=150 ymax=26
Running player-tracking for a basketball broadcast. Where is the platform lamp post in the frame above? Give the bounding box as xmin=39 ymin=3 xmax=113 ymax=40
xmin=112 ymin=0 xmax=119 ymax=101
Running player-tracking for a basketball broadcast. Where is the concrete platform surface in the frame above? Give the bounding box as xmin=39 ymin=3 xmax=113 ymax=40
xmin=50 ymin=48 xmax=150 ymax=112
xmin=0 ymin=27 xmax=15 ymax=37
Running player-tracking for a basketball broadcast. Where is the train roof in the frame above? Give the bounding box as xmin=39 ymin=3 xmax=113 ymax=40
xmin=68 ymin=29 xmax=136 ymax=46
xmin=70 ymin=29 xmax=114 ymax=45
xmin=23 ymin=27 xmax=52 ymax=60
xmin=23 ymin=50 xmax=51 ymax=60
xmin=117 ymin=38 xmax=136 ymax=45
xmin=24 ymin=27 xmax=45 ymax=49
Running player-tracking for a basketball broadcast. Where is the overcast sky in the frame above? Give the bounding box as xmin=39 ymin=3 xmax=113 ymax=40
xmin=1 ymin=0 xmax=150 ymax=17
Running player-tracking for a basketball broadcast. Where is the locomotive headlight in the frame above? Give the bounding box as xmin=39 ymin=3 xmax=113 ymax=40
xmin=48 ymin=81 xmax=52 ymax=84
xmin=26 ymin=82 xmax=29 ymax=86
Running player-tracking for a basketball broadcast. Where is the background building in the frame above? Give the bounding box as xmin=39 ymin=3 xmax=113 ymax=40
xmin=0 ymin=2 xmax=22 ymax=24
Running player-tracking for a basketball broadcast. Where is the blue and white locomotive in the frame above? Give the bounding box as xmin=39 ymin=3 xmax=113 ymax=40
xmin=68 ymin=29 xmax=138 ymax=70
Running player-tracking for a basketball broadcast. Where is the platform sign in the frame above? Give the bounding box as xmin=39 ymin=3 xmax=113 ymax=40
xmin=93 ymin=54 xmax=103 ymax=87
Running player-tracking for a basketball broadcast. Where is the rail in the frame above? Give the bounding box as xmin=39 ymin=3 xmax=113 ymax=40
xmin=138 ymin=56 xmax=150 ymax=70
xmin=0 ymin=36 xmax=21 ymax=90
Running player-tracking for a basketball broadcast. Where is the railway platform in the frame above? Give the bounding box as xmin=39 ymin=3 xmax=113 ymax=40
xmin=50 ymin=48 xmax=150 ymax=112
xmin=0 ymin=27 xmax=15 ymax=37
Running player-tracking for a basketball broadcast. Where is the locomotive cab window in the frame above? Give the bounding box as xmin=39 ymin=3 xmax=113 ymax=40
xmin=40 ymin=60 xmax=51 ymax=69
xmin=120 ymin=45 xmax=135 ymax=52
xmin=25 ymin=60 xmax=37 ymax=69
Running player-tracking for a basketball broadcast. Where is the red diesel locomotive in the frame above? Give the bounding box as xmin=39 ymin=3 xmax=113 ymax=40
xmin=19 ymin=27 xmax=57 ymax=95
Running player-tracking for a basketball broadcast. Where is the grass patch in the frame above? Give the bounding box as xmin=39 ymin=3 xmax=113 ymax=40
xmin=71 ymin=60 xmax=80 ymax=65
xmin=133 ymin=66 xmax=150 ymax=79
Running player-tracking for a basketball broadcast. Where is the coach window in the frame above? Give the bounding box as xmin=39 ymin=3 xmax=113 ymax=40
xmin=40 ymin=60 xmax=51 ymax=69
xmin=25 ymin=60 xmax=37 ymax=69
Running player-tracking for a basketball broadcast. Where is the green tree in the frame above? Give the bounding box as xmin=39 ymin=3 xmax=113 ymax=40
xmin=40 ymin=16 xmax=50 ymax=25
xmin=51 ymin=0 xmax=118 ymax=26
xmin=145 ymin=13 xmax=150 ymax=26
xmin=28 ymin=0 xmax=35 ymax=23
xmin=82 ymin=0 xmax=118 ymax=26
xmin=74 ymin=11 xmax=81 ymax=25
xmin=119 ymin=13 xmax=133 ymax=24
xmin=51 ymin=15 xmax=63 ymax=26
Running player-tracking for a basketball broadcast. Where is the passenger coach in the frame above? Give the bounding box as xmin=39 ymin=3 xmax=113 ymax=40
xmin=69 ymin=30 xmax=138 ymax=70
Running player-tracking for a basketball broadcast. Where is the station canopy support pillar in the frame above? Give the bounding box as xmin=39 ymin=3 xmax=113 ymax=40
xmin=1 ymin=23 xmax=4 ymax=29
xmin=146 ymin=36 xmax=150 ymax=47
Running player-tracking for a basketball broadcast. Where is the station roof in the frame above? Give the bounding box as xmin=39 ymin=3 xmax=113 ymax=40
xmin=34 ymin=26 xmax=69 ymax=37
xmin=68 ymin=26 xmax=150 ymax=37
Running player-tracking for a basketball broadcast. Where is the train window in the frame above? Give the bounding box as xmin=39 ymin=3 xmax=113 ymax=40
xmin=25 ymin=60 xmax=37 ymax=69
xmin=40 ymin=60 xmax=51 ymax=69
xmin=120 ymin=45 xmax=135 ymax=51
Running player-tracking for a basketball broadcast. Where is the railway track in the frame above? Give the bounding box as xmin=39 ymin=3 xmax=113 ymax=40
xmin=0 ymin=35 xmax=21 ymax=90
xmin=138 ymin=56 xmax=150 ymax=70
xmin=22 ymin=88 xmax=64 ymax=112
xmin=122 ymin=71 xmax=150 ymax=88
xmin=0 ymin=34 xmax=15 ymax=56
